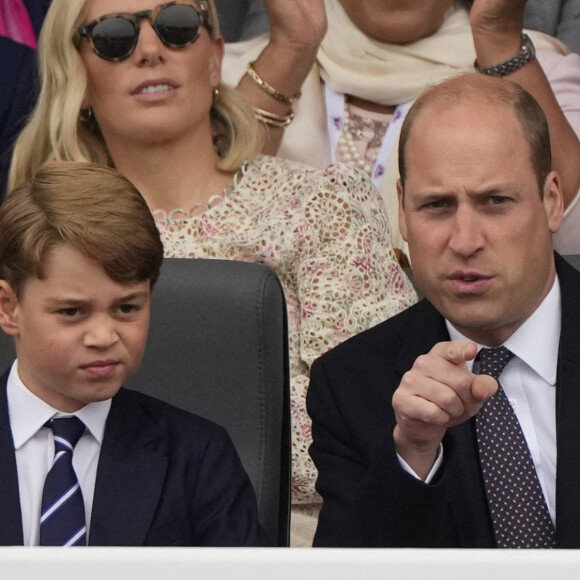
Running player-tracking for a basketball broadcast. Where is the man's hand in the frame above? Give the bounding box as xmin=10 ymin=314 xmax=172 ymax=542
xmin=392 ymin=340 xmax=498 ymax=480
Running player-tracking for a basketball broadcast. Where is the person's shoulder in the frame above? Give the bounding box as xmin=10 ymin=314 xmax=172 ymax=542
xmin=251 ymin=156 xmax=379 ymax=204
xmin=112 ymin=387 xmax=228 ymax=440
xmin=250 ymin=154 xmax=324 ymax=177
xmin=556 ymin=252 xmax=580 ymax=291
xmin=251 ymin=155 xmax=369 ymax=182
xmin=535 ymin=41 xmax=580 ymax=75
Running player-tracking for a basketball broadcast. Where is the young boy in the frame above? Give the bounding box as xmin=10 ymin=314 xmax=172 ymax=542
xmin=0 ymin=162 xmax=264 ymax=546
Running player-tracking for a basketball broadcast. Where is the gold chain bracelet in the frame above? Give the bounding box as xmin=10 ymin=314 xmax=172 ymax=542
xmin=254 ymin=107 xmax=295 ymax=128
xmin=247 ymin=61 xmax=302 ymax=105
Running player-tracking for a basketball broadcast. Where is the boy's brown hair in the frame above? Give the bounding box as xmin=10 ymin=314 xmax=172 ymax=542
xmin=0 ymin=161 xmax=164 ymax=296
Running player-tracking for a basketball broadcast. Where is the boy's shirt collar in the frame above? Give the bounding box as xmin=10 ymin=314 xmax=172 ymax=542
xmin=7 ymin=360 xmax=111 ymax=449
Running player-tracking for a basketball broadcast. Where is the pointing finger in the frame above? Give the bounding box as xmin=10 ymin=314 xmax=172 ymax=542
xmin=436 ymin=340 xmax=478 ymax=366
xmin=471 ymin=374 xmax=498 ymax=403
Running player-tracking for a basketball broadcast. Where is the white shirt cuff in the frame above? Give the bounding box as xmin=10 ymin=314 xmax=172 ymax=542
xmin=397 ymin=443 xmax=444 ymax=483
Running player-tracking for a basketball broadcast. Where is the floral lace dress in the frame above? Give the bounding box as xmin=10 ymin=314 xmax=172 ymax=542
xmin=154 ymin=154 xmax=417 ymax=506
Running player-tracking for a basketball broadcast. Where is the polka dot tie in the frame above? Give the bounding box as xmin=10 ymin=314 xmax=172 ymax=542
xmin=474 ymin=347 xmax=556 ymax=548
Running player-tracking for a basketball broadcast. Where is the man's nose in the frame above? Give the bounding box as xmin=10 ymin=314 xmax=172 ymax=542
xmin=448 ymin=205 xmax=485 ymax=258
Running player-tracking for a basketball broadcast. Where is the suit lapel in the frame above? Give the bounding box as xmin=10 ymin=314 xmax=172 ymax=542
xmin=553 ymin=254 xmax=580 ymax=546
xmin=89 ymin=389 xmax=169 ymax=546
xmin=0 ymin=370 xmax=24 ymax=545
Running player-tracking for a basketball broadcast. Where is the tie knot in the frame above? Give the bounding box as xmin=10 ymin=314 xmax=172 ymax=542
xmin=49 ymin=417 xmax=86 ymax=450
xmin=474 ymin=346 xmax=514 ymax=380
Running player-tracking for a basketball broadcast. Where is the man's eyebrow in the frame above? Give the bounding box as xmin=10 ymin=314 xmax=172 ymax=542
xmin=414 ymin=186 xmax=510 ymax=201
xmin=469 ymin=187 xmax=509 ymax=197
xmin=410 ymin=191 xmax=456 ymax=204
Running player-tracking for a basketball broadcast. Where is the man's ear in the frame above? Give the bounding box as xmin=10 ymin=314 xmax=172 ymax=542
xmin=542 ymin=170 xmax=564 ymax=234
xmin=0 ymin=281 xmax=20 ymax=337
xmin=397 ymin=179 xmax=408 ymax=242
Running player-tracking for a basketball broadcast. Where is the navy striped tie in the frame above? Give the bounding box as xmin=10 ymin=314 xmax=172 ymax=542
xmin=40 ymin=417 xmax=87 ymax=546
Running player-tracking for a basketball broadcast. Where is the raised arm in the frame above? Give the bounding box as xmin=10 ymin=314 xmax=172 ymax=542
xmin=235 ymin=0 xmax=327 ymax=154
xmin=470 ymin=0 xmax=580 ymax=207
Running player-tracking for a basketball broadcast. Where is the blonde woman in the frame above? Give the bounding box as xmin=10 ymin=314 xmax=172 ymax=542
xmin=9 ymin=0 xmax=417 ymax=545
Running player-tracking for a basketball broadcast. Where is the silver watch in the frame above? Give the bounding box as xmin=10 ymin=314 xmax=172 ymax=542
xmin=475 ymin=34 xmax=536 ymax=77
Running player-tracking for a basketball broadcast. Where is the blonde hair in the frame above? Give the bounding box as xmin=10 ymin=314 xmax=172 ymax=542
xmin=9 ymin=0 xmax=262 ymax=190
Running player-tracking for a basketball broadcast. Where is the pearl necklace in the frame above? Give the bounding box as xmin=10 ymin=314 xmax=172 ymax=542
xmin=336 ymin=104 xmax=390 ymax=176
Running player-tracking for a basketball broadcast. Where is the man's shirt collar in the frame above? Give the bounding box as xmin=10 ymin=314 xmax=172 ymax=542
xmin=446 ymin=276 xmax=560 ymax=385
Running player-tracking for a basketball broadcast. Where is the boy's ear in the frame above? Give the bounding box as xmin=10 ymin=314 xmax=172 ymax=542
xmin=0 ymin=281 xmax=20 ymax=337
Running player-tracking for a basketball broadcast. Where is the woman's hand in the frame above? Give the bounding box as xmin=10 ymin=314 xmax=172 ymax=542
xmin=237 ymin=0 xmax=327 ymax=155
xmin=266 ymin=0 xmax=327 ymax=59
xmin=469 ymin=0 xmax=580 ymax=210
xmin=469 ymin=0 xmax=527 ymax=38
xmin=469 ymin=0 xmax=527 ymax=68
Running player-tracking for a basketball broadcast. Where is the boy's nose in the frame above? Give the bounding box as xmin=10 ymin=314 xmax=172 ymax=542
xmin=84 ymin=318 xmax=120 ymax=349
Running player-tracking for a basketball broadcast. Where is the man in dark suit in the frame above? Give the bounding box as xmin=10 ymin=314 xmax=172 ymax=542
xmin=307 ymin=73 xmax=580 ymax=547
xmin=0 ymin=162 xmax=263 ymax=546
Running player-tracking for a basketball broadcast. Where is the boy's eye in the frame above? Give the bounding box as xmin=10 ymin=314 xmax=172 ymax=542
xmin=58 ymin=307 xmax=80 ymax=317
xmin=118 ymin=304 xmax=139 ymax=314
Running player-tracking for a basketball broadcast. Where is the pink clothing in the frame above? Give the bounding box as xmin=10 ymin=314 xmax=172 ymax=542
xmin=541 ymin=48 xmax=580 ymax=254
xmin=0 ymin=0 xmax=36 ymax=48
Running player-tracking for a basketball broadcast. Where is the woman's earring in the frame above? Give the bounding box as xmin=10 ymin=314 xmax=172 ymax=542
xmin=212 ymin=87 xmax=219 ymax=105
xmin=79 ymin=108 xmax=93 ymax=122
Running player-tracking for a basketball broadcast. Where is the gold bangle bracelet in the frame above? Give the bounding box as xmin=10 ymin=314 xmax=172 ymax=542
xmin=254 ymin=106 xmax=295 ymax=128
xmin=247 ymin=61 xmax=302 ymax=105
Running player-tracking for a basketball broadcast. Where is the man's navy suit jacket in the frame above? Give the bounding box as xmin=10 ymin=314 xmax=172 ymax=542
xmin=308 ymin=253 xmax=580 ymax=547
xmin=0 ymin=378 xmax=263 ymax=546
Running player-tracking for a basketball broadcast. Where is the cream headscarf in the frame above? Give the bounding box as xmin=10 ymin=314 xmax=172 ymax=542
xmin=318 ymin=0 xmax=568 ymax=106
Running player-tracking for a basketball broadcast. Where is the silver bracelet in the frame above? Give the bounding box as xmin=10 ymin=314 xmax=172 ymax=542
xmin=474 ymin=34 xmax=536 ymax=77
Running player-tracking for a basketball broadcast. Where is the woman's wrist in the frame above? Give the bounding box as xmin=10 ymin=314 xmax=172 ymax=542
xmin=471 ymin=29 xmax=524 ymax=69
xmin=474 ymin=34 xmax=536 ymax=76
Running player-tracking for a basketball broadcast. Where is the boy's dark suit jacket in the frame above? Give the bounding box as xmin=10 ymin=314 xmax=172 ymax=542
xmin=308 ymin=253 xmax=580 ymax=548
xmin=0 ymin=380 xmax=264 ymax=546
